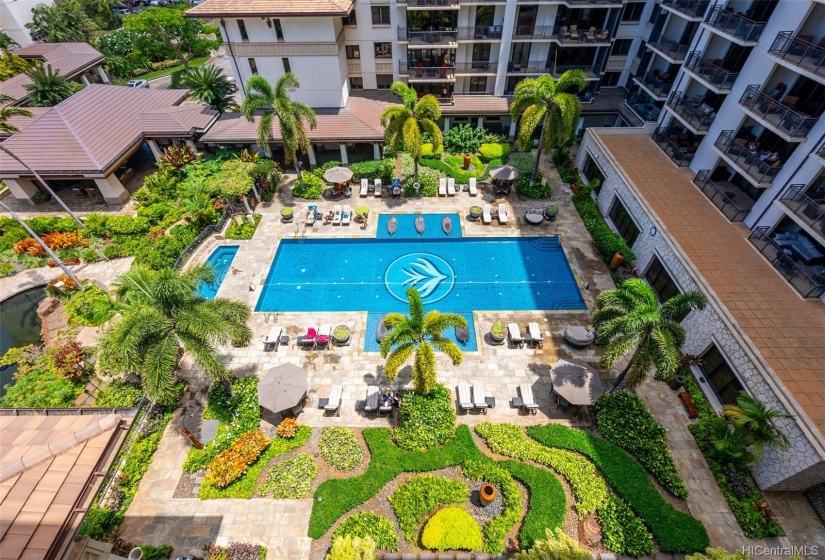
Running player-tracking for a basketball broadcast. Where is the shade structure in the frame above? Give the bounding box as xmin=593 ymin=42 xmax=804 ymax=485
xmin=549 ymin=359 xmax=604 ymax=406
xmin=487 ymin=165 xmax=519 ymax=181
xmin=323 ymin=166 xmax=354 ymax=184
xmin=258 ymin=363 xmax=308 ymax=413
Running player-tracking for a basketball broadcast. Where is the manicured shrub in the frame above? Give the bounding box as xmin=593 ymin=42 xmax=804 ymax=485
xmin=420 ymin=507 xmax=483 ymax=551
xmin=421 ymin=155 xmax=487 ymax=184
xmin=320 ymin=427 xmax=364 ymax=471
xmin=0 ymin=262 xmax=14 ymax=277
xmin=501 ymin=460 xmax=565 ymax=549
xmin=81 ymin=248 xmax=101 ymax=263
xmin=687 ymin=548 xmax=751 ymax=560
xmin=325 ymin=536 xmax=377 ymax=560
xmin=403 ymin=169 xmax=440 ymax=197
xmin=203 ymin=542 xmax=267 ymax=560
xmin=277 ymin=417 xmax=299 ymax=438
xmin=293 ymin=172 xmax=325 ymax=199
xmin=138 ymin=544 xmax=173 ymax=560
xmin=260 ymin=453 xmax=318 ymax=498
xmin=204 ymin=429 xmax=270 ymax=488
xmin=598 ymin=495 xmax=654 ymax=556
xmin=224 ymin=213 xmax=261 ymax=240
xmin=479 ymin=143 xmax=510 ymax=162
xmin=572 ymin=189 xmax=636 ymax=263
xmin=394 ymin=384 xmax=456 ymax=451
xmin=64 ymin=285 xmax=115 ymax=327
xmin=443 ymin=123 xmax=487 ymax=154
xmin=514 ymin=528 xmax=590 ymax=560
xmin=421 ymin=143 xmax=443 ymax=157
xmin=389 ymin=474 xmax=468 ymax=540
xmin=593 ymin=391 xmax=688 ymax=498
xmin=26 ymin=216 xmax=79 ymax=234
xmin=349 ymin=158 xmax=395 ymax=182
xmin=77 ymin=505 xmax=123 ymax=541
xmin=462 ymin=460 xmax=520 ymax=553
xmin=332 ymin=512 xmax=398 ymax=551
xmin=94 ymin=380 xmax=143 ymax=408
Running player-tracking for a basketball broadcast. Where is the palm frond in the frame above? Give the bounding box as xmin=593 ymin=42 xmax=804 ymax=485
xmin=554 ymin=69 xmax=588 ymax=95
xmin=402 ymin=117 xmax=423 ymax=160
xmin=661 ymin=290 xmax=708 ymax=321
xmin=415 ymin=95 xmax=442 ymax=121
xmin=429 ymin=335 xmax=463 ymax=367
xmin=412 ymin=341 xmax=437 ymax=394
xmin=599 ymin=332 xmax=638 ymax=370
xmin=384 ymin=341 xmax=415 ymax=380
xmin=515 ymin=103 xmax=545 ymax=151
xmin=179 ymin=332 xmax=229 ymax=381
xmin=140 ymin=332 xmax=179 ymax=403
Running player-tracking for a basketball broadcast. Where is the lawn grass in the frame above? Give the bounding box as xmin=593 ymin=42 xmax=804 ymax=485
xmin=501 ymin=460 xmax=566 ymax=549
xmin=111 ymin=57 xmax=211 ymax=84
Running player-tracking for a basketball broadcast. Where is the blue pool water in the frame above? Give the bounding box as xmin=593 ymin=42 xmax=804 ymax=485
xmin=198 ymin=245 xmax=239 ymax=299
xmin=376 ymin=213 xmax=462 ymax=239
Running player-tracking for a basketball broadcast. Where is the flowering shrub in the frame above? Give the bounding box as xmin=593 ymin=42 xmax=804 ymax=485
xmin=277 ymin=418 xmax=299 ymax=438
xmin=204 ymin=429 xmax=270 ymax=488
xmin=203 ymin=542 xmax=266 ymax=560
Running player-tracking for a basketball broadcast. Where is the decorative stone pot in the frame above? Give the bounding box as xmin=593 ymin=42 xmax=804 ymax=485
xmin=479 ymin=483 xmax=496 ymax=506
xmin=489 ymin=324 xmax=506 ymax=345
xmin=469 ymin=207 xmax=482 ymax=221
xmin=463 ymin=154 xmax=472 ymax=170
xmin=609 ymin=252 xmax=625 ymax=271
xmin=545 ymin=207 xmax=558 ymax=221
xmin=332 ymin=325 xmax=351 ymax=345
xmin=128 ymin=548 xmax=144 ymax=560
xmin=668 ymin=375 xmax=686 ymax=391
xmin=281 ymin=209 xmax=294 ymax=223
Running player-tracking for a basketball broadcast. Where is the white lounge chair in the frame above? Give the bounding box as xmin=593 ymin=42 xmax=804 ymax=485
xmin=447 ymin=178 xmax=456 ymax=196
xmin=468 ymin=177 xmax=478 ymax=196
xmin=342 ymin=205 xmax=351 ymax=225
xmin=498 ymin=203 xmax=509 ymax=224
xmin=332 ymin=205 xmax=342 ymax=225
xmin=364 ymin=385 xmax=379 ymax=414
xmin=439 ymin=177 xmax=447 ymax=196
xmin=472 ymin=381 xmax=489 ymax=414
xmin=528 ymin=322 xmax=544 ymax=348
xmin=518 ymin=383 xmax=539 ymax=415
xmin=507 ymin=322 xmax=524 ymax=348
xmin=360 ymin=178 xmax=370 ymax=197
xmin=374 ymin=179 xmax=382 ymax=197
xmin=482 ymin=203 xmax=492 ymax=224
xmin=324 ymin=384 xmax=342 ymax=416
xmin=263 ymin=326 xmax=282 ymax=351
xmin=457 ymin=382 xmax=474 ymax=413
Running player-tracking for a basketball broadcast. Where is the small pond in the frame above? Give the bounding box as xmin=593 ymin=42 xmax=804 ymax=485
xmin=0 ymin=286 xmax=47 ymax=398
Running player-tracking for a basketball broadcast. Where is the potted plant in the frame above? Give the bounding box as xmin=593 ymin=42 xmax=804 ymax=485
xmin=332 ymin=325 xmax=351 ymax=345
xmin=280 ymin=207 xmax=294 ymax=222
xmin=490 ymin=321 xmax=505 ymax=344
xmin=354 ymin=206 xmax=369 ymax=222
xmin=469 ymin=205 xmax=482 ymax=220
xmin=545 ymin=205 xmax=558 ymax=220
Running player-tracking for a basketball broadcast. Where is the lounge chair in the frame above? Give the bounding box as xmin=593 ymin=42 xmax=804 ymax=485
xmin=498 ymin=203 xmax=509 ymax=224
xmin=507 ymin=322 xmax=524 ymax=348
xmin=374 ymin=179 xmax=383 ymax=197
xmin=525 ymin=208 xmax=544 ymax=225
xmin=457 ymin=382 xmax=474 ymax=413
xmin=439 ymin=177 xmax=447 ymax=196
xmin=316 ymin=325 xmax=331 ymax=349
xmin=527 ymin=322 xmax=544 ymax=348
xmin=378 ymin=394 xmax=393 ymax=416
xmin=297 ymin=327 xmax=318 ymax=348
xmin=482 ymin=203 xmax=492 ymax=224
xmin=360 ymin=178 xmax=370 ymax=197
xmin=518 ymin=383 xmax=539 ymax=415
xmin=342 ymin=205 xmax=351 ymax=225
xmin=364 ymin=385 xmax=379 ymax=414
xmin=263 ymin=326 xmax=282 ymax=351
xmin=447 ymin=178 xmax=456 ymax=196
xmin=305 ymin=206 xmax=317 ymax=225
xmin=323 ymin=384 xmax=342 ymax=416
xmin=332 ymin=205 xmax=342 ymax=225
xmin=472 ymin=381 xmax=489 ymax=414
xmin=468 ymin=177 xmax=478 ymax=196
xmin=564 ymin=326 xmax=595 ymax=347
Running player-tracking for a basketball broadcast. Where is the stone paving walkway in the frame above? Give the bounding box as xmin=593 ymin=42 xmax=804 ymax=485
xmin=0 ymin=257 xmax=133 ymax=300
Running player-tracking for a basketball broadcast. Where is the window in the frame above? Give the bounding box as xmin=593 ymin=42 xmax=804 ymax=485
xmin=346 ymin=45 xmax=361 ymax=59
xmin=374 ymin=42 xmax=392 ymax=59
xmin=582 ymin=153 xmax=605 ymax=192
xmin=469 ymin=76 xmax=487 ymax=93
xmin=644 ymin=256 xmax=689 ymax=321
xmin=621 ymin=2 xmax=645 ymax=22
xmin=371 ymin=6 xmax=390 ymax=25
xmin=472 ymin=43 xmax=491 ymax=62
xmin=700 ymin=345 xmax=745 ymax=406
xmin=608 ymin=197 xmax=640 ymax=247
xmin=273 ymin=19 xmax=284 ymax=40
xmin=342 ymin=9 xmax=357 ymax=25
xmin=349 ymin=76 xmax=363 ymax=89
xmin=648 ymin=4 xmax=661 ymax=24
xmin=282 ymin=58 xmax=291 ymax=73
xmin=475 ymin=5 xmax=494 ymax=27
xmin=377 ymin=74 xmax=393 ymax=89
xmin=237 ymin=19 xmax=249 ymax=41
xmin=601 ymin=72 xmax=620 ymax=87
xmin=611 ymin=39 xmax=632 ymax=56
xmin=248 ymin=58 xmax=258 ymax=74
xmin=511 ymin=42 xmax=531 ymax=65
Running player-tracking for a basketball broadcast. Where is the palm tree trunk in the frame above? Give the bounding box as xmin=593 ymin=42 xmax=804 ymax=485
xmin=531 ymin=117 xmax=548 ymax=186
xmin=221 ymin=377 xmax=234 ymax=397
xmin=250 ymin=182 xmax=261 ymax=204
xmin=241 ymin=195 xmax=254 ymax=222
xmin=293 ymin=156 xmax=303 ymax=187
xmin=414 ymin=158 xmax=419 ymax=183
xmin=609 ymin=343 xmax=642 ymax=393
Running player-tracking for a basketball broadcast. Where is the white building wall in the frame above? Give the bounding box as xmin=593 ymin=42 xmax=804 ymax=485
xmin=0 ymin=0 xmax=52 ymax=46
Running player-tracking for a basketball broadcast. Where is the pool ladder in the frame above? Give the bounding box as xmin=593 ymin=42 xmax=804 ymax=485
xmin=264 ymin=312 xmax=279 ymax=323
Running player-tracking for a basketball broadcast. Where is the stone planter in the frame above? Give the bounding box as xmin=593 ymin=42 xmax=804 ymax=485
xmin=281 ymin=209 xmax=294 ymax=223
xmin=668 ymin=375 xmax=686 ymax=391
xmin=469 ymin=207 xmax=482 ymax=221
xmin=489 ymin=324 xmax=506 ymax=345
xmin=332 ymin=325 xmax=351 ymax=345
xmin=545 ymin=207 xmax=558 ymax=221
xmin=128 ymin=548 xmax=144 ymax=560
xmin=479 ymin=483 xmax=496 ymax=506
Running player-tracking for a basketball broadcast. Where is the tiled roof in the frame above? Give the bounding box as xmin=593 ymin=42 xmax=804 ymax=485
xmin=444 ymin=95 xmax=511 ymax=115
xmin=186 ymin=0 xmax=353 ymax=17
xmin=0 ymin=107 xmax=50 ymax=138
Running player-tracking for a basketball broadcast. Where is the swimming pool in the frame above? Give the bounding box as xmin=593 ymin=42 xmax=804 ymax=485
xmin=376 ymin=213 xmax=462 ymax=239
xmin=197 ymin=245 xmax=239 ymax=299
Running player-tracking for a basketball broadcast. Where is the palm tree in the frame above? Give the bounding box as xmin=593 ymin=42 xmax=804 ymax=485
xmin=380 ymin=82 xmax=442 ymax=183
xmin=593 ymin=278 xmax=707 ymax=391
xmin=98 ymin=265 xmax=252 ymax=403
xmin=510 ymin=71 xmax=587 ymax=185
xmin=240 ymin=73 xmax=317 ymax=186
xmin=182 ymin=66 xmax=237 ymax=114
xmin=723 ymin=392 xmax=795 ymax=460
xmin=23 ymin=64 xmax=77 ymax=107
xmin=379 ymin=287 xmax=466 ymax=395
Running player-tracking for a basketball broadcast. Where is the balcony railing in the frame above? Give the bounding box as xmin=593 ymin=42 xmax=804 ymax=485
xmin=457 ymin=26 xmax=503 ymax=40
xmin=564 ymin=0 xmax=624 ymax=5
xmin=647 ymin=31 xmax=689 ymax=62
xmin=768 ymin=31 xmax=825 ymax=78
xmin=747 ymin=226 xmax=825 ymax=298
xmin=512 ymin=25 xmax=553 ymax=39
xmin=684 ymin=52 xmax=738 ymax=92
xmin=818 ymin=142 xmax=825 ymax=159
xmin=635 ymin=71 xmax=674 ymax=98
xmin=692 ymin=170 xmax=749 ymax=222
xmin=454 ymin=61 xmax=498 ymax=73
xmin=652 ymin=127 xmax=696 ymax=167
xmin=667 ymin=91 xmax=716 ymax=132
xmin=550 ymin=63 xmax=601 ymax=78
xmin=554 ymin=25 xmax=612 ymax=43
xmin=399 ymin=0 xmax=460 ymax=7
xmin=738 ymin=85 xmax=817 ymax=139
xmin=400 ymin=60 xmax=456 ymax=74
xmin=398 ymin=28 xmax=458 ymax=43
xmin=506 ymin=61 xmax=546 ymax=73
xmin=704 ymin=6 xmax=765 ymax=43
xmin=661 ymin=0 xmax=709 ymax=19
xmin=714 ymin=130 xmax=782 ymax=185
xmin=778 ymin=185 xmax=825 ymax=239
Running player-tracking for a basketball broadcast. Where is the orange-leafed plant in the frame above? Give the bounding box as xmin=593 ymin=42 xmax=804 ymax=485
xmin=204 ymin=429 xmax=270 ymax=488
xmin=51 ymin=274 xmax=79 ymax=291
xmin=51 ymin=342 xmax=88 ymax=380
xmin=41 ymin=231 xmax=90 ymax=250
xmin=12 ymin=237 xmax=46 ymax=256
xmin=277 ymin=418 xmax=299 ymax=439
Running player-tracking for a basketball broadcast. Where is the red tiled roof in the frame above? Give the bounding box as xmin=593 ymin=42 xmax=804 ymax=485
xmin=186 ymin=0 xmax=353 ymax=17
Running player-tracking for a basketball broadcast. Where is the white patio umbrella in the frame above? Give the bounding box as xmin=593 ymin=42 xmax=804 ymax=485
xmin=258 ymin=364 xmax=308 ymax=413
xmin=549 ymin=359 xmax=605 ymax=406
xmin=323 ymin=166 xmax=354 ymax=184
xmin=487 ymin=165 xmax=519 ymax=181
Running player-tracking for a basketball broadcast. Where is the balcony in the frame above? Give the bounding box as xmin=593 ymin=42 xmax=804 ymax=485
xmin=778 ymin=185 xmax=825 ymax=241
xmin=704 ymin=6 xmax=765 ymax=45
xmin=506 ymin=61 xmax=546 ymax=74
xmin=633 ymin=71 xmax=674 ymax=100
xmin=400 ymin=60 xmax=456 ymax=81
xmin=666 ymin=91 xmax=716 ymax=133
xmin=660 ymin=0 xmax=709 ymax=20
xmin=748 ymin=226 xmax=825 ymax=298
xmin=816 ymin=141 xmax=825 ymax=164
xmin=692 ymin=170 xmax=750 ymax=222
xmin=713 ymin=130 xmax=783 ymax=186
xmin=553 ymin=25 xmax=612 ymax=45
xmin=457 ymin=26 xmax=503 ymax=40
xmin=767 ymin=32 xmax=825 ymax=81
xmin=563 ymin=0 xmax=624 ymax=5
xmin=738 ymin=85 xmax=817 ymax=140
xmin=454 ymin=61 xmax=498 ymax=74
xmin=549 ymin=62 xmax=601 ymax=80
xmin=652 ymin=127 xmax=696 ymax=167
xmin=398 ymin=28 xmax=458 ymax=46
xmin=683 ymin=52 xmax=738 ymax=93
xmin=512 ymin=26 xmax=554 ymax=40
xmin=647 ymin=31 xmax=689 ymax=63
xmin=399 ymin=0 xmax=460 ymax=8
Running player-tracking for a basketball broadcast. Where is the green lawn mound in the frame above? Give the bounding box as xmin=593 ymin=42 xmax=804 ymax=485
xmin=420 ymin=507 xmax=483 ymax=551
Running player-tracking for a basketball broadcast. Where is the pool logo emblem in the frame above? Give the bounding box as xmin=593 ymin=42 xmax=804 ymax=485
xmin=384 ymin=253 xmax=455 ymax=304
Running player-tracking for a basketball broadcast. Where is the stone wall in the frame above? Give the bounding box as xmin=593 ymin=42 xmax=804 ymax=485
xmin=576 ymin=129 xmax=825 ymax=491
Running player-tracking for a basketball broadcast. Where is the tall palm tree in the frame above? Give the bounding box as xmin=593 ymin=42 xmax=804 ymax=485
xmin=379 ymin=287 xmax=466 ymax=395
xmin=510 ymin=71 xmax=587 ymax=185
xmin=723 ymin=392 xmax=794 ymax=460
xmin=98 ymin=265 xmax=252 ymax=403
xmin=380 ymin=82 xmax=442 ymax=183
xmin=240 ymin=72 xmax=316 ymax=186
xmin=23 ymin=65 xmax=77 ymax=107
xmin=593 ymin=278 xmax=707 ymax=391
xmin=182 ymin=66 xmax=237 ymax=114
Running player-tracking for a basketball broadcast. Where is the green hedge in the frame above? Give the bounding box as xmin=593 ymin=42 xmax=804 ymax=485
xmin=293 ymin=172 xmax=325 ymax=199
xmin=332 ymin=512 xmax=399 ymax=551
xmin=349 ymin=159 xmax=395 ymax=182
xmin=500 ymin=460 xmax=565 ymax=549
xmin=320 ymin=427 xmax=364 ymax=471
xmin=389 ymin=474 xmax=468 ymax=540
xmin=507 ymin=152 xmax=550 ymax=199
xmin=572 ymin=189 xmax=636 ymax=263
xmin=598 ymin=495 xmax=654 ymax=556
xmin=479 ymin=143 xmax=510 ymax=162
xmin=527 ymin=424 xmax=709 ymax=553
xmin=403 ymin=171 xmax=439 ymax=197
xmin=421 ymin=507 xmax=483 ymax=551
xmin=259 ymin=452 xmax=318 ymax=499
xmin=462 ymin=460 xmax=520 ymax=553
xmin=420 ymin=155 xmax=487 ymax=184
xmin=393 ymin=383 xmax=456 ymax=451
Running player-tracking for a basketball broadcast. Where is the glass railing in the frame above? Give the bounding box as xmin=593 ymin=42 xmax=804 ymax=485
xmin=398 ymin=28 xmax=458 ymax=43
xmin=400 ymin=60 xmax=456 ymax=74
xmin=454 ymin=61 xmax=498 ymax=73
xmin=778 ymin=185 xmax=825 ymax=239
xmin=652 ymin=127 xmax=696 ymax=167
xmin=647 ymin=31 xmax=689 ymax=62
xmin=635 ymin=71 xmax=674 ymax=98
xmin=738 ymin=85 xmax=817 ymax=139
xmin=457 ymin=26 xmax=503 ymax=40
xmin=564 ymin=0 xmax=623 ymax=5
xmin=667 ymin=91 xmax=716 ymax=132
xmin=692 ymin=170 xmax=749 ymax=222
xmin=704 ymin=6 xmax=765 ymax=43
xmin=512 ymin=25 xmax=553 ymax=39
xmin=661 ymin=0 xmax=709 ymax=19
xmin=767 ymin=32 xmax=825 ymax=78
xmin=506 ymin=61 xmax=546 ymax=73
xmin=684 ymin=52 xmax=738 ymax=91
xmin=553 ymin=24 xmax=612 ymax=43
xmin=747 ymin=226 xmax=825 ymax=298
xmin=400 ymin=0 xmax=460 ymax=7
xmin=714 ymin=130 xmax=783 ymax=184
xmin=818 ymin=142 xmax=825 ymax=159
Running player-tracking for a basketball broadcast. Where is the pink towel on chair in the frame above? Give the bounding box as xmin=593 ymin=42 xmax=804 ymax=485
xmin=305 ymin=328 xmax=317 ymax=341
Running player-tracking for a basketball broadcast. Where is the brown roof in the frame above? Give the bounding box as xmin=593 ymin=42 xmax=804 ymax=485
xmin=0 ymin=85 xmax=218 ymax=176
xmin=0 ymin=43 xmax=104 ymax=106
xmin=595 ymin=132 xmax=825 ymax=439
xmin=186 ymin=0 xmax=353 ymax=17
xmin=0 ymin=414 xmax=127 ymax=560
xmin=0 ymin=107 xmax=50 ymax=138
xmin=444 ymin=95 xmax=511 ymax=116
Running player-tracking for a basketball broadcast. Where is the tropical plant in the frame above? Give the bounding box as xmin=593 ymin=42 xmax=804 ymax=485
xmin=0 ymin=51 xmax=34 ymax=82
xmin=241 ymin=73 xmax=317 ymax=186
xmin=593 ymin=278 xmax=707 ymax=391
xmin=27 ymin=0 xmax=98 ymax=43
xmin=23 ymin=65 xmax=78 ymax=107
xmin=420 ymin=507 xmax=483 ymax=551
xmin=379 ymin=287 xmax=466 ymax=395
xmin=687 ymin=548 xmax=750 ymax=560
xmin=443 ymin=122 xmax=486 ymax=154
xmin=0 ymin=32 xmax=18 ymax=50
xmin=97 ymin=265 xmax=252 ymax=403
xmin=159 ymin=145 xmax=201 ymax=169
xmin=723 ymin=392 xmax=794 ymax=461
xmin=123 ymin=8 xmax=218 ymax=71
xmin=706 ymin=416 xmax=754 ymax=467
xmin=326 ymin=536 xmax=377 ymax=560
xmin=510 ymin=71 xmax=587 ymax=185
xmin=182 ymin=66 xmax=237 ymax=113
xmin=514 ymin=528 xmax=591 ymax=560
xmin=380 ymin=82 xmax=442 ymax=182
xmin=179 ymin=182 xmax=217 ymax=225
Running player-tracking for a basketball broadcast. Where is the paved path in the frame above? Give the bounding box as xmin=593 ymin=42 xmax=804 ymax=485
xmin=0 ymin=257 xmax=133 ymax=300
